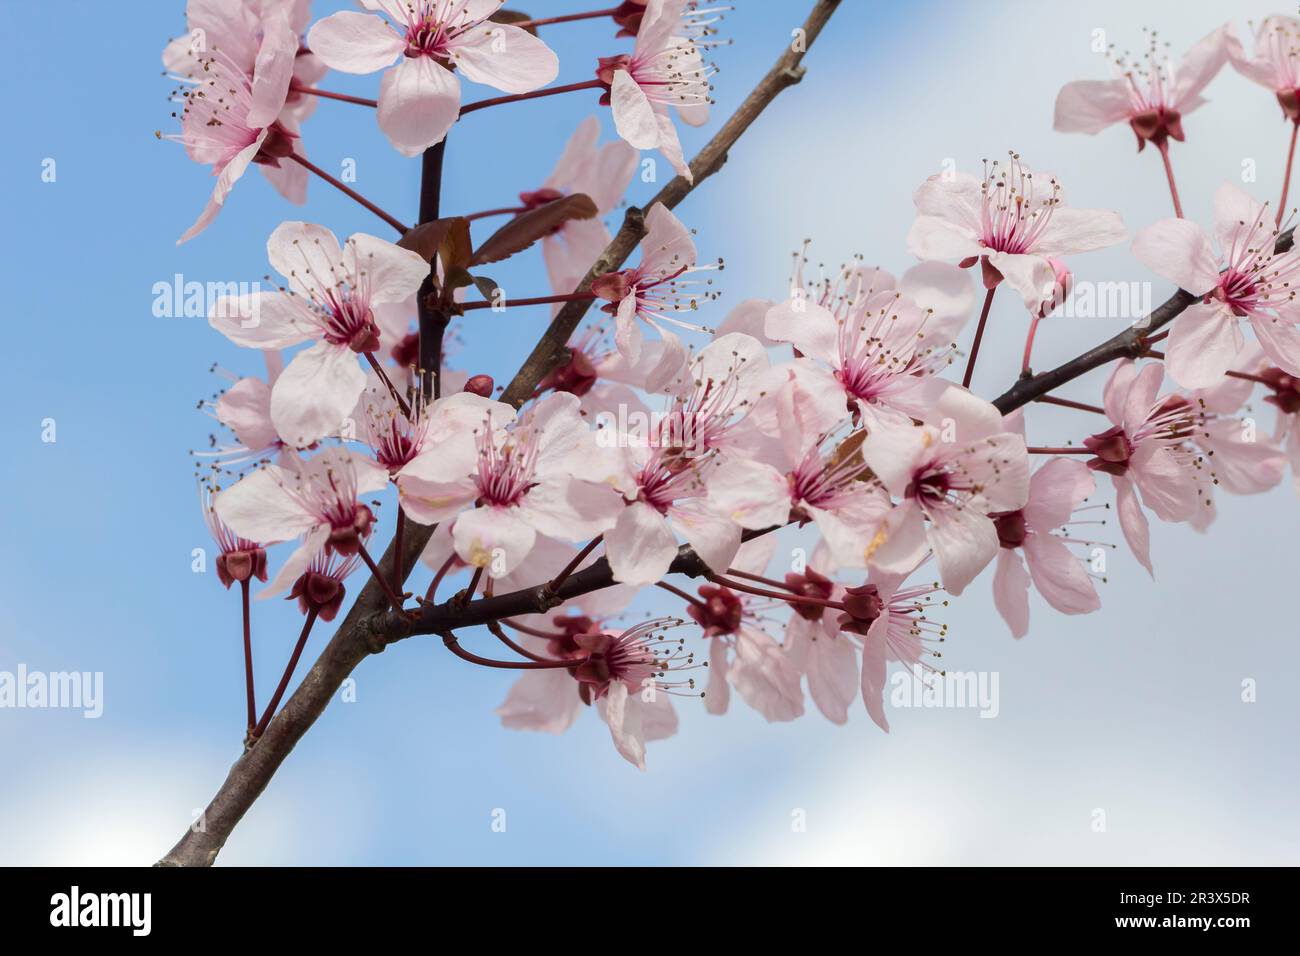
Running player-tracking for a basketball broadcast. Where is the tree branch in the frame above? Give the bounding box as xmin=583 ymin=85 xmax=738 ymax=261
xmin=992 ymin=228 xmax=1294 ymax=414
xmin=157 ymin=0 xmax=844 ymax=867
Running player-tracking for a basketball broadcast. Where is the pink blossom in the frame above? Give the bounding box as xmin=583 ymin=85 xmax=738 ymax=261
xmin=590 ymin=203 xmax=721 ymax=391
xmin=781 ymin=546 xmax=859 ymax=725
xmin=907 ymin=154 xmax=1127 ymax=309
xmin=1132 ymin=183 xmax=1300 ymax=388
xmin=528 ymin=116 xmax=638 ymax=294
xmin=708 ymin=379 xmax=891 ymax=569
xmin=1083 ymin=361 xmax=1209 ymax=575
xmin=397 ymin=392 xmax=622 ymax=576
xmin=598 ymin=0 xmax=717 ymax=181
xmin=208 ymin=221 xmax=430 ymax=447
xmin=196 ymin=352 xmax=289 ymax=468
xmin=764 ymin=255 xmax=992 ymax=435
xmin=307 ymin=0 xmax=559 ymax=156
xmin=859 ymin=402 xmax=1030 ymax=596
xmin=214 ymin=448 xmax=390 ymax=598
xmin=843 ymin=568 xmax=949 ymax=733
xmin=988 ymin=414 xmax=1102 ymax=638
xmin=597 ymin=335 xmax=769 ymax=585
xmin=1053 ymin=25 xmax=1233 ymax=148
xmin=1227 ymin=16 xmax=1300 ymax=120
xmin=199 ymin=480 xmax=268 ymax=589
xmin=162 ymin=5 xmax=299 ymax=242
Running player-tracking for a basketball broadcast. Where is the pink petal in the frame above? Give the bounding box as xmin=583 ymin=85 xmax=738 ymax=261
xmin=451 ymin=505 xmax=538 ymax=574
xmin=1053 ymin=78 xmax=1134 ymax=133
xmin=305 ymin=11 xmax=403 ymax=75
xmin=1165 ymin=302 xmax=1242 ymax=389
xmin=1132 ymin=218 xmax=1221 ymax=295
xmin=378 ymin=56 xmax=460 ymax=157
xmin=610 ymin=69 xmax=660 ymax=149
xmin=607 ymin=501 xmax=679 ymax=585
xmin=928 ymin=506 xmax=999 ymax=595
xmin=992 ymin=548 xmax=1030 ymax=638
xmin=1113 ymin=476 xmax=1154 ymax=577
xmin=269 ymin=341 xmax=366 ymax=448
xmin=449 ymin=22 xmax=559 ymax=94
xmin=1023 ymin=533 xmax=1100 ymax=615
xmin=497 ymin=669 xmax=582 ymax=735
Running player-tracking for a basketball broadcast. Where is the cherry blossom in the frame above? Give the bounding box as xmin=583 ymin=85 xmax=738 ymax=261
xmin=1227 ymin=16 xmax=1300 ymax=121
xmin=988 ymin=414 xmax=1102 ymax=639
xmin=598 ymin=0 xmax=717 ymax=180
xmin=162 ymin=6 xmax=298 ymax=242
xmin=208 ymin=221 xmax=429 ymax=448
xmin=906 ymin=154 xmax=1127 ymax=309
xmin=764 ymin=254 xmax=989 ymax=435
xmin=214 ymin=448 xmax=390 ymax=598
xmin=307 ymin=0 xmax=559 ymax=156
xmin=859 ymin=401 xmax=1030 ymax=595
xmin=1053 ymin=25 xmax=1232 ymax=148
xmin=1132 ymin=183 xmax=1300 ymax=388
xmin=199 ymin=480 xmax=268 ymax=590
xmin=590 ymin=202 xmax=721 ymax=391
xmin=1083 ymin=361 xmax=1209 ymax=575
xmin=397 ymin=392 xmax=622 ymax=576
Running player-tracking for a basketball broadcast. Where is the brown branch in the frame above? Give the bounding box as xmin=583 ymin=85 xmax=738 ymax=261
xmin=992 ymin=228 xmax=1294 ymax=414
xmin=157 ymin=0 xmax=844 ymax=867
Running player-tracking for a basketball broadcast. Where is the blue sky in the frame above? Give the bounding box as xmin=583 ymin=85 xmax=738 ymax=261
xmin=1 ymin=0 xmax=1298 ymax=865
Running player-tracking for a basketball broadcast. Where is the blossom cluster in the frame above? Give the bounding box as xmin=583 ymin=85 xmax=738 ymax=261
xmin=170 ymin=3 xmax=1300 ymax=768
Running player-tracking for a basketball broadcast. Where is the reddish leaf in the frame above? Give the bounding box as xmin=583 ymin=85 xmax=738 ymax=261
xmin=470 ymin=194 xmax=598 ymax=266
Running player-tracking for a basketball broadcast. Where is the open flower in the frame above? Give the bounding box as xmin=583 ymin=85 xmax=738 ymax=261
xmin=307 ymin=0 xmax=559 ymax=156
xmin=1084 ymin=361 xmax=1209 ymax=575
xmin=397 ymin=392 xmax=622 ymax=576
xmin=988 ymin=414 xmax=1102 ymax=639
xmin=1132 ymin=183 xmax=1300 ymax=388
xmin=764 ymin=255 xmax=991 ymax=436
xmin=1053 ymin=25 xmax=1232 ymax=148
xmin=529 ymin=116 xmax=638 ymax=294
xmin=906 ymin=154 xmax=1126 ymax=309
xmin=1228 ymin=16 xmax=1300 ymax=121
xmin=214 ymin=448 xmax=389 ymax=598
xmin=860 ymin=401 xmax=1030 ymax=595
xmin=209 ymin=221 xmax=429 ymax=447
xmin=590 ymin=203 xmax=721 ymax=390
xmin=161 ymin=7 xmax=298 ymax=242
xmin=598 ymin=0 xmax=716 ymax=181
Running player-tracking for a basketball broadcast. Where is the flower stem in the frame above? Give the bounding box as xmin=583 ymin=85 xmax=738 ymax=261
xmin=1280 ymin=120 xmax=1299 ymax=227
xmin=655 ymin=580 xmax=705 ymax=608
xmin=464 ymin=206 xmax=526 ymax=222
xmin=290 ymin=85 xmax=377 ymax=108
xmin=392 ymin=508 xmax=406 ymax=600
xmin=1026 ymin=446 xmax=1090 ymax=455
xmin=512 ymin=7 xmax=623 ymax=29
xmin=252 ymin=608 xmax=318 ymax=739
xmin=503 ymin=618 xmax=567 ymax=639
xmin=1021 ymin=313 xmax=1043 ymax=377
xmin=459 ymin=79 xmax=605 ymax=116
xmin=486 ymin=620 xmax=566 ymax=664
xmin=548 ymin=534 xmax=603 ymax=593
xmin=1034 ymin=394 xmax=1106 ymax=415
xmin=425 ymin=554 xmax=457 ymax=604
xmin=962 ymin=287 xmax=997 ymax=389
xmin=1156 ymin=139 xmax=1184 ymax=218
xmin=364 ymin=351 xmax=413 ymax=419
xmin=1224 ymin=368 xmax=1273 ymax=386
xmin=711 ymin=573 xmax=844 ymax=610
xmin=357 ymin=540 xmax=408 ymax=611
xmin=240 ymin=579 xmax=256 ymax=733
xmin=441 ymin=632 xmax=581 ymax=669
xmin=724 ymin=568 xmax=800 ymax=592
xmin=289 ymin=153 xmax=410 ymax=234
xmin=461 ymin=292 xmax=596 ymax=312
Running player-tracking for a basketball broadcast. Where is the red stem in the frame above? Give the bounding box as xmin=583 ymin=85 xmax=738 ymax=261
xmin=364 ymin=351 xmax=413 ymax=419
xmin=1027 ymin=446 xmax=1090 ymax=455
xmin=290 ymin=85 xmax=378 ymax=108
xmin=503 ymin=618 xmax=567 ymax=639
xmin=461 ymin=292 xmax=597 ymax=311
xmin=655 ymin=580 xmax=705 ymax=608
xmin=1157 ymin=139 xmax=1184 ymax=218
xmin=487 ymin=621 xmax=566 ymax=664
xmin=963 ymin=287 xmax=997 ymax=389
xmin=711 ymin=573 xmax=845 ymax=610
xmin=1034 ymin=394 xmax=1106 ymax=415
xmin=512 ymin=7 xmax=622 ymax=28
xmin=1280 ymin=120 xmax=1299 ymax=227
xmin=392 ymin=508 xmax=406 ymax=599
xmin=357 ymin=540 xmax=408 ymax=611
xmin=1224 ymin=368 xmax=1273 ymax=386
xmin=459 ymin=79 xmax=604 ymax=116
xmin=464 ymin=206 xmax=526 ymax=222
xmin=1021 ymin=312 xmax=1043 ymax=377
xmin=425 ymin=554 xmax=457 ymax=603
xmin=240 ymin=579 xmax=256 ymax=732
xmin=441 ymin=633 xmax=580 ymax=669
xmin=252 ymin=608 xmax=318 ymax=738
xmin=547 ymin=535 xmax=603 ymax=592
xmin=724 ymin=568 xmax=800 ymax=592
xmin=289 ymin=153 xmax=410 ymax=234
